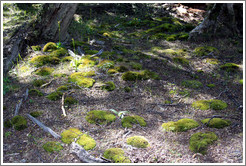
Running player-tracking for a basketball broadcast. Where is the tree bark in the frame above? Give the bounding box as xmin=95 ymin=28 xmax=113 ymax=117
xmin=189 ymin=3 xmax=243 ymax=41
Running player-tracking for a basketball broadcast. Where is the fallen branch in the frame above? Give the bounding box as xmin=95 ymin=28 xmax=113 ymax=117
xmin=61 ymin=93 xmax=67 ymax=117
xmin=40 ymin=79 xmax=54 ymax=88
xmin=90 ymin=49 xmax=103 ymax=58
xmin=70 ymin=142 xmax=110 ymax=163
xmin=14 ymin=98 xmax=23 ymax=116
xmin=24 ymin=88 xmax=29 ymax=101
xmin=27 ymin=114 xmax=61 ymax=139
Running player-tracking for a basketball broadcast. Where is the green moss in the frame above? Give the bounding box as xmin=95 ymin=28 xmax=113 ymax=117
xmin=43 ymin=42 xmax=57 ymax=52
xmin=122 ymin=49 xmax=135 ymax=55
xmin=179 ymin=89 xmax=190 ymax=96
xmin=126 ymin=136 xmax=149 ymax=148
xmin=30 ymin=111 xmax=43 ymax=117
xmin=64 ymin=96 xmax=78 ymax=105
xmin=115 ymin=65 xmax=129 ymax=72
xmin=61 ymin=56 xmax=73 ymax=62
xmin=178 ymin=32 xmax=189 ymax=40
xmin=220 ymin=63 xmax=239 ymax=72
xmin=29 ymin=89 xmax=43 ymax=96
xmin=61 ymin=128 xmax=83 ymax=144
xmin=166 ymin=34 xmax=177 ymax=41
xmin=54 ymin=73 xmax=67 ymax=78
xmin=43 ymin=141 xmax=63 ymax=153
xmin=145 ymin=23 xmax=179 ymax=34
xmin=4 ymin=119 xmax=12 ymax=128
xmin=11 ymin=115 xmax=27 ymax=131
xmin=34 ymin=67 xmax=54 ymax=76
xmin=189 ymin=132 xmax=218 ymax=154
xmin=85 ymin=110 xmax=116 ymax=125
xmin=101 ymin=81 xmax=115 ymax=91
xmin=108 ymin=69 xmax=118 ymax=74
xmin=32 ymin=79 xmax=46 ymax=87
xmin=192 ymin=100 xmax=211 ymax=110
xmin=78 ymin=58 xmax=96 ymax=68
xmin=239 ymin=79 xmax=243 ymax=85
xmin=97 ymin=60 xmax=115 ymax=69
xmin=201 ymin=118 xmax=231 ymax=129
xmin=121 ymin=115 xmax=146 ymax=128
xmin=192 ymin=99 xmax=227 ymax=110
xmin=49 ymin=48 xmax=68 ymax=57
xmin=207 ymin=84 xmax=215 ymax=88
xmin=71 ymin=40 xmax=89 ymax=47
xmin=124 ymin=86 xmax=131 ymax=92
xmin=173 ymin=57 xmax=189 ymax=66
xmin=210 ymin=99 xmax=227 ymax=110
xmin=29 ymin=55 xmax=60 ymax=67
xmin=122 ymin=70 xmax=159 ymax=81
xmin=31 ymin=45 xmax=41 ymax=51
xmin=151 ymin=47 xmax=175 ymax=55
xmin=103 ymin=148 xmax=131 ymax=163
xmin=130 ymin=62 xmax=142 ymax=70
xmin=85 ymin=50 xmax=98 ymax=55
xmin=76 ymin=134 xmax=96 ymax=150
xmin=57 ymin=85 xmax=69 ymax=92
xmin=206 ymin=58 xmax=219 ymax=65
xmin=162 ymin=118 xmax=199 ymax=132
xmin=181 ymin=80 xmax=203 ymax=89
xmin=82 ymin=71 xmax=96 ymax=76
xmin=68 ymin=72 xmax=95 ymax=88
xmin=194 ymin=46 xmax=219 ymax=56
xmin=46 ymin=91 xmax=63 ymax=101
xmin=122 ymin=71 xmax=139 ymax=81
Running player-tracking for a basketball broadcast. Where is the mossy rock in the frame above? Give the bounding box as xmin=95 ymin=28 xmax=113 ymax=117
xmin=206 ymin=58 xmax=219 ymax=65
xmin=181 ymin=80 xmax=203 ymax=89
xmin=124 ymin=86 xmax=131 ymax=92
xmin=43 ymin=141 xmax=63 ymax=153
xmin=101 ymin=81 xmax=115 ymax=91
xmin=61 ymin=56 xmax=73 ymax=62
xmin=85 ymin=110 xmax=116 ymax=125
xmin=97 ymin=60 xmax=115 ymax=69
xmin=29 ymin=55 xmax=60 ymax=67
xmin=173 ymin=57 xmax=189 ymax=66
xmin=46 ymin=91 xmax=63 ymax=101
xmin=207 ymin=84 xmax=215 ymax=88
xmin=189 ymin=132 xmax=218 ymax=155
xmin=4 ymin=119 xmax=12 ymax=128
xmin=209 ymin=99 xmax=228 ymax=110
xmin=34 ymin=67 xmax=54 ymax=76
xmin=57 ymin=85 xmax=70 ymax=92
xmin=68 ymin=72 xmax=95 ymax=88
xmin=192 ymin=99 xmax=227 ymax=110
xmin=30 ymin=111 xmax=43 ymax=117
xmin=31 ymin=45 xmax=41 ymax=51
xmin=76 ymin=134 xmax=96 ymax=150
xmin=43 ymin=42 xmax=57 ymax=52
xmin=115 ymin=65 xmax=129 ymax=72
xmin=29 ymin=89 xmax=43 ymax=96
xmin=32 ymin=79 xmax=46 ymax=87
xmin=108 ymin=69 xmax=118 ymax=74
xmin=220 ymin=63 xmax=239 ymax=72
xmin=201 ymin=118 xmax=231 ymax=129
xmin=78 ymin=58 xmax=96 ymax=68
xmin=126 ymin=136 xmax=150 ymax=148
xmin=11 ymin=115 xmax=27 ymax=131
xmin=162 ymin=118 xmax=199 ymax=132
xmin=103 ymin=148 xmax=131 ymax=163
xmin=61 ymin=128 xmax=83 ymax=144
xmin=194 ymin=46 xmax=219 ymax=56
xmin=129 ymin=62 xmax=142 ymax=70
xmin=49 ymin=48 xmax=68 ymax=58
xmin=64 ymin=96 xmax=78 ymax=105
xmin=121 ymin=115 xmax=146 ymax=128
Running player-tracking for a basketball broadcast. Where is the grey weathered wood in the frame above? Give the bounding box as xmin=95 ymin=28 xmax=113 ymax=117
xmin=14 ymin=98 xmax=23 ymax=116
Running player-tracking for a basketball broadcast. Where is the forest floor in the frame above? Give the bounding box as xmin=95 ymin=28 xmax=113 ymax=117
xmin=2 ymin=3 xmax=244 ymax=163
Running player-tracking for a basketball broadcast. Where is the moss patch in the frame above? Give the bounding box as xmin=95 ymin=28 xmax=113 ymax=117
xmin=85 ymin=110 xmax=116 ymax=125
xmin=32 ymin=79 xmax=46 ymax=87
xmin=30 ymin=111 xmax=43 ymax=117
xmin=78 ymin=58 xmax=96 ymax=68
xmin=192 ymin=100 xmax=210 ymax=110
xmin=162 ymin=118 xmax=199 ymax=132
xmin=239 ymin=79 xmax=243 ymax=85
xmin=122 ymin=70 xmax=159 ymax=81
xmin=82 ymin=71 xmax=96 ymax=77
xmin=201 ymin=118 xmax=231 ymax=129
xmin=76 ymin=134 xmax=96 ymax=150
xmin=206 ymin=58 xmax=219 ymax=65
xmin=103 ymin=148 xmax=131 ymax=163
xmin=11 ymin=115 xmax=27 ymax=131
xmin=49 ymin=48 xmax=68 ymax=58
xmin=61 ymin=56 xmax=73 ymax=62
xmin=189 ymin=132 xmax=218 ymax=154
xmin=68 ymin=72 xmax=95 ymax=88
xmin=97 ymin=60 xmax=115 ymax=69
xmin=61 ymin=128 xmax=83 ymax=144
xmin=173 ymin=57 xmax=189 ymax=66
xmin=115 ymin=65 xmax=129 ymax=72
xmin=130 ymin=62 xmax=142 ymax=70
xmin=207 ymin=84 xmax=215 ymax=88
xmin=192 ymin=99 xmax=227 ymax=110
xmin=126 ymin=136 xmax=150 ymax=148
xmin=31 ymin=45 xmax=41 ymax=51
xmin=108 ymin=69 xmax=118 ymax=74
xmin=43 ymin=141 xmax=63 ymax=153
xmin=29 ymin=55 xmax=60 ymax=67
xmin=121 ymin=115 xmax=146 ymax=128
xmin=194 ymin=46 xmax=219 ymax=56
xmin=4 ymin=119 xmax=12 ymax=128
xmin=34 ymin=67 xmax=54 ymax=76
xmin=46 ymin=91 xmax=63 ymax=101
xmin=101 ymin=81 xmax=115 ymax=91
xmin=57 ymin=85 xmax=70 ymax=92
xmin=43 ymin=42 xmax=57 ymax=52
xmin=220 ymin=63 xmax=239 ymax=72
xmin=210 ymin=99 xmax=228 ymax=110
xmin=124 ymin=86 xmax=131 ymax=92
xmin=64 ymin=96 xmax=78 ymax=105
xmin=181 ymin=80 xmax=203 ymax=89
xmin=29 ymin=89 xmax=43 ymax=96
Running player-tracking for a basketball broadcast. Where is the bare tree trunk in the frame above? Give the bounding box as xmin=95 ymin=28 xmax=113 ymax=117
xmin=189 ymin=3 xmax=243 ymax=41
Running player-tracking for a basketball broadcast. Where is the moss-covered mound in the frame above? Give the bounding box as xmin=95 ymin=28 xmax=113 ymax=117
xmin=81 ymin=71 xmax=96 ymax=77
xmin=220 ymin=63 xmax=239 ymax=72
xmin=121 ymin=115 xmax=146 ymax=128
xmin=49 ymin=48 xmax=68 ymax=57
xmin=30 ymin=55 xmax=60 ymax=67
xmin=201 ymin=118 xmax=231 ymax=129
xmin=189 ymin=132 xmax=218 ymax=154
xmin=11 ymin=115 xmax=27 ymax=131
xmin=32 ymin=79 xmax=46 ymax=87
xmin=42 ymin=141 xmax=63 ymax=153
xmin=57 ymin=85 xmax=70 ymax=92
xmin=34 ymin=67 xmax=54 ymax=76
xmin=192 ymin=99 xmax=227 ymax=110
xmin=126 ymin=136 xmax=150 ymax=148
xmin=192 ymin=100 xmax=210 ymax=110
xmin=122 ymin=71 xmax=139 ymax=81
xmin=29 ymin=89 xmax=43 ymax=96
xmin=115 ymin=65 xmax=129 ymax=72
xmin=101 ymin=81 xmax=115 ymax=91
xmin=162 ymin=118 xmax=199 ymax=132
xmin=64 ymin=96 xmax=78 ymax=105
xmin=78 ymin=58 xmax=96 ymax=68
xmin=4 ymin=119 xmax=12 ymax=128
xmin=108 ymin=69 xmax=118 ymax=74
xmin=68 ymin=72 xmax=95 ymax=88
xmin=61 ymin=128 xmax=83 ymax=144
xmin=30 ymin=111 xmax=43 ymax=117
xmin=97 ymin=60 xmax=115 ymax=69
xmin=76 ymin=134 xmax=96 ymax=150
xmin=181 ymin=80 xmax=203 ymax=89
xmin=46 ymin=91 xmax=63 ymax=101
xmin=31 ymin=45 xmax=41 ymax=51
xmin=43 ymin=42 xmax=57 ymax=52
xmin=61 ymin=56 xmax=73 ymax=62
xmin=210 ymin=99 xmax=228 ymax=110
xmin=193 ymin=46 xmax=219 ymax=56
xmin=122 ymin=70 xmax=159 ymax=81
xmin=103 ymin=148 xmax=131 ymax=163
xmin=85 ymin=110 xmax=116 ymax=125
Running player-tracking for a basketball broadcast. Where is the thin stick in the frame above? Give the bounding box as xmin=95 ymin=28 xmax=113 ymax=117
xmin=14 ymin=98 xmax=23 ymax=116
xmin=24 ymin=88 xmax=29 ymax=101
xmin=40 ymin=79 xmax=54 ymax=88
xmin=61 ymin=93 xmax=67 ymax=117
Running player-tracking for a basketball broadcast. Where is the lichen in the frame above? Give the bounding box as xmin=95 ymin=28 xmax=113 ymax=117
xmin=46 ymin=91 xmax=63 ymax=101
xmin=101 ymin=81 xmax=115 ymax=91
xmin=43 ymin=141 xmax=63 ymax=153
xmin=11 ymin=115 xmax=27 ymax=131
xmin=122 ymin=71 xmax=139 ymax=81
xmin=192 ymin=99 xmax=227 ymax=110
xmin=30 ymin=111 xmax=43 ymax=117
xmin=85 ymin=110 xmax=116 ymax=125
xmin=29 ymin=89 xmax=43 ymax=96
xmin=43 ymin=42 xmax=57 ymax=52
xmin=61 ymin=128 xmax=83 ymax=144
xmin=162 ymin=118 xmax=199 ymax=132
xmin=181 ymin=80 xmax=203 ymax=89
xmin=121 ymin=115 xmax=146 ymax=128
xmin=130 ymin=62 xmax=142 ymax=70
xmin=32 ymin=79 xmax=46 ymax=87
xmin=189 ymin=132 xmax=218 ymax=155
xmin=194 ymin=46 xmax=219 ymax=56
xmin=201 ymin=118 xmax=231 ymax=129
xmin=76 ymin=134 xmax=96 ymax=150
xmin=64 ymin=96 xmax=78 ymax=105
xmin=68 ymin=72 xmax=95 ymax=88
xmin=103 ymin=148 xmax=131 ymax=163
xmin=126 ymin=136 xmax=150 ymax=148
xmin=220 ymin=63 xmax=239 ymax=72
xmin=34 ymin=67 xmax=54 ymax=76
xmin=31 ymin=45 xmax=41 ymax=51
xmin=115 ymin=65 xmax=129 ymax=72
